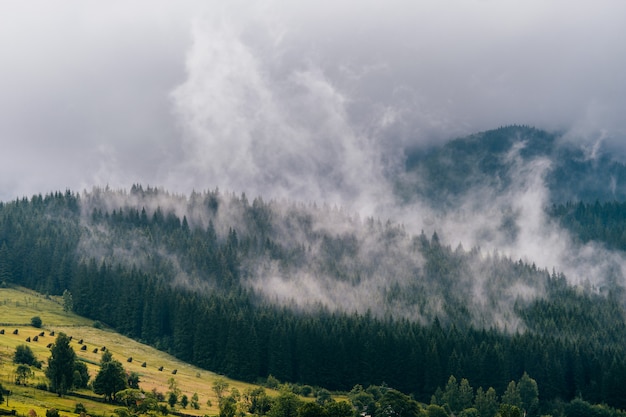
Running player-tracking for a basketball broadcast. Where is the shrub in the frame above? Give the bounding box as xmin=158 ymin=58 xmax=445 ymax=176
xmin=30 ymin=316 xmax=42 ymax=328
xmin=74 ymin=403 xmax=86 ymax=414
xmin=266 ymin=374 xmax=279 ymax=389
xmin=300 ymin=385 xmax=314 ymax=397
xmin=14 ymin=344 xmax=41 ymax=368
xmin=45 ymin=409 xmax=59 ymax=417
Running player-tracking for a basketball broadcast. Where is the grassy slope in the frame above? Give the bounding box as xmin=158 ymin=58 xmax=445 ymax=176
xmin=0 ymin=286 xmax=271 ymax=417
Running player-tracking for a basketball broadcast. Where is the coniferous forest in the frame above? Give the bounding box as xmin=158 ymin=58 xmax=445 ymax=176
xmin=4 ymin=127 xmax=626 ymax=416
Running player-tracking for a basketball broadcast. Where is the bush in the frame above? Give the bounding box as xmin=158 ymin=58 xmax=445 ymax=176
xmin=45 ymin=409 xmax=59 ymax=417
xmin=265 ymin=374 xmax=279 ymax=389
xmin=150 ymin=388 xmax=165 ymax=402
xmin=14 ymin=344 xmax=41 ymax=368
xmin=30 ymin=316 xmax=42 ymax=328
xmin=93 ymin=320 xmax=102 ymax=329
xmin=74 ymin=403 xmax=86 ymax=414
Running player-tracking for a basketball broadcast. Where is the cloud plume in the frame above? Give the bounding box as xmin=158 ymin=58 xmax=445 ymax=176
xmin=169 ymin=10 xmax=394 ymax=211
xmin=3 ymin=1 xmax=626 ymax=328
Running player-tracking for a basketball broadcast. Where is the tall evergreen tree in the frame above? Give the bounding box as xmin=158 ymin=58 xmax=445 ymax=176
xmin=474 ymin=387 xmax=498 ymax=417
xmin=517 ymin=372 xmax=539 ymax=417
xmin=0 ymin=242 xmax=12 ymax=283
xmin=45 ymin=332 xmax=76 ymax=396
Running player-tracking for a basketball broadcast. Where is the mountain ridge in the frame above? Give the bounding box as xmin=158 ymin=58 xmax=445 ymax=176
xmin=4 ymin=126 xmax=626 ymax=409
xmin=402 ymin=125 xmax=626 ymax=205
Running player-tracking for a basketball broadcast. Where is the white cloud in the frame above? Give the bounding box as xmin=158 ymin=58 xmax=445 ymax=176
xmin=1 ymin=0 xmax=625 ymax=204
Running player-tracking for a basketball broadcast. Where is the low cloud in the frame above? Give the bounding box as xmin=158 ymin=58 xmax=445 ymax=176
xmin=4 ymin=1 xmax=626 ymax=328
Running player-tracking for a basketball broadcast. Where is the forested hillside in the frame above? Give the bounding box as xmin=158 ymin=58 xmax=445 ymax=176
xmin=403 ymin=126 xmax=626 ymax=205
xmin=4 ymin=128 xmax=626 ymax=415
xmin=1 ymin=186 xmax=626 ymax=412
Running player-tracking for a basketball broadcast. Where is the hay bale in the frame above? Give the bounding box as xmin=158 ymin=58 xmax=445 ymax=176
xmin=78 ymin=339 xmax=83 ymax=344
xmin=26 ymin=336 xmax=31 ymax=342
xmin=49 ymin=331 xmax=55 ymax=336
xmin=39 ymin=331 xmax=44 ymax=337
xmin=127 ymin=357 xmax=133 ymax=363
xmin=80 ymin=345 xmax=87 ymax=351
xmin=101 ymin=346 xmax=106 ymax=351
xmin=172 ymin=369 xmax=177 ymax=375
xmin=0 ymin=329 xmax=4 ymax=334
xmin=46 ymin=343 xmax=52 ymax=348
xmin=13 ymin=329 xmax=18 ymax=335
xmin=33 ymin=335 xmax=38 ymax=342
xmin=158 ymin=366 xmax=163 ymax=371
xmin=93 ymin=348 xmax=99 ymax=353
xmin=141 ymin=362 xmax=147 ymax=368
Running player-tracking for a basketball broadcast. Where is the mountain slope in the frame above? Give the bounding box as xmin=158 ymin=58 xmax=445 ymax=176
xmin=402 ymin=125 xmax=626 ymax=205
xmin=3 ymin=127 xmax=626 ymax=408
xmin=0 ymin=286 xmax=260 ymax=417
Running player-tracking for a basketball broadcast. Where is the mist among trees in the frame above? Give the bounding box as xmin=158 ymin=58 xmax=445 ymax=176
xmin=3 ymin=127 xmax=626 ymax=415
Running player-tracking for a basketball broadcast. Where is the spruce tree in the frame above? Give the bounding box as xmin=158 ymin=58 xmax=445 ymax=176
xmin=45 ymin=333 xmax=76 ymax=396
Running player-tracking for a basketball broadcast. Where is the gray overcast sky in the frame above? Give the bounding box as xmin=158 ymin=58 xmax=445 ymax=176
xmin=1 ymin=0 xmax=625 ymax=205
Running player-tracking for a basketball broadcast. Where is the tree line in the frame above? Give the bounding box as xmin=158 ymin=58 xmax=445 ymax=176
xmin=12 ymin=332 xmax=626 ymax=417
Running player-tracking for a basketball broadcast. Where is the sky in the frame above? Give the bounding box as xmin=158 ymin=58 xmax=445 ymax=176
xmin=1 ymin=0 xmax=625 ymax=206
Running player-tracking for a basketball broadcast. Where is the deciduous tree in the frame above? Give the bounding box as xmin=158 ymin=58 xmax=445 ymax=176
xmin=14 ymin=344 xmax=40 ymax=368
xmin=15 ymin=364 xmax=34 ymax=385
xmin=93 ymin=352 xmax=128 ymax=402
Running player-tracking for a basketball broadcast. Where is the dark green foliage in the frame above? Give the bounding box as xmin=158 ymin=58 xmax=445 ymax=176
xmin=62 ymin=290 xmax=73 ymax=312
xmin=30 ymin=316 xmax=42 ymax=328
xmin=403 ymin=125 xmax=626 ymax=205
xmin=297 ymin=402 xmax=325 ymax=417
xmin=458 ymin=409 xmax=479 ymax=417
xmin=218 ymin=395 xmax=236 ymax=417
xmin=243 ymin=387 xmax=271 ymax=415
xmin=7 ymin=186 xmax=626 ymax=413
xmin=517 ymin=372 xmax=539 ymax=417
xmin=93 ymin=352 xmax=128 ymax=402
xmin=73 ymin=361 xmax=90 ymax=388
xmin=267 ymin=390 xmax=302 ymax=417
xmin=14 ymin=344 xmax=40 ymax=368
xmin=15 ymin=364 xmax=34 ymax=385
xmin=550 ymin=200 xmax=626 ymax=251
xmin=45 ymin=333 xmax=76 ymax=396
xmin=324 ymin=401 xmax=353 ymax=417
xmin=190 ymin=393 xmax=200 ymax=410
xmin=127 ymin=372 xmax=140 ymax=389
xmin=374 ymin=390 xmax=421 ymax=417
xmin=474 ymin=387 xmax=498 ymax=417
xmin=499 ymin=404 xmax=522 ymax=417
xmin=167 ymin=392 xmax=178 ymax=409
xmin=426 ymin=404 xmax=448 ymax=417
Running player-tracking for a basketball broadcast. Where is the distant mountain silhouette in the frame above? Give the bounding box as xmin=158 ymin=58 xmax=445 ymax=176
xmin=402 ymin=125 xmax=626 ymax=204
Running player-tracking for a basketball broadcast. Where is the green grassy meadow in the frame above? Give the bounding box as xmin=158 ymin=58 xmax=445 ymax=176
xmin=0 ymin=286 xmax=273 ymax=417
